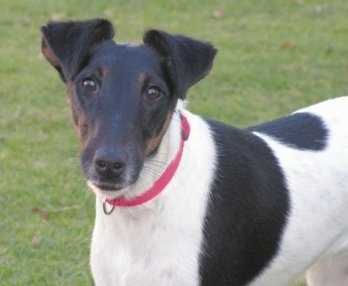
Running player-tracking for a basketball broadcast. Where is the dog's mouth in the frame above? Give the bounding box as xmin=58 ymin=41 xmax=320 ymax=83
xmin=85 ymin=166 xmax=142 ymax=199
xmin=87 ymin=179 xmax=133 ymax=200
xmin=90 ymin=181 xmax=124 ymax=192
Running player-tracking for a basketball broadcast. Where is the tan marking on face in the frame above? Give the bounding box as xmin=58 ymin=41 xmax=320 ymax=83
xmin=138 ymin=72 xmax=147 ymax=87
xmin=140 ymin=71 xmax=171 ymax=156
xmin=145 ymin=111 xmax=174 ymax=156
xmin=66 ymin=81 xmax=89 ymax=146
xmin=77 ymin=121 xmax=89 ymax=146
xmin=99 ymin=67 xmax=108 ymax=78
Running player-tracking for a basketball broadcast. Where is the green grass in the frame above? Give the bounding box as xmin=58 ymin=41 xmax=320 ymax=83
xmin=1 ymin=0 xmax=347 ymax=285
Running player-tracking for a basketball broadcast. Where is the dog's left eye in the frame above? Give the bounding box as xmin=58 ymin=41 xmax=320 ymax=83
xmin=81 ymin=78 xmax=98 ymax=92
xmin=145 ymin=86 xmax=162 ymax=101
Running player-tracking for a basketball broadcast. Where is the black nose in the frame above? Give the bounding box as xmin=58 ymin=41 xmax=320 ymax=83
xmin=93 ymin=148 xmax=127 ymax=179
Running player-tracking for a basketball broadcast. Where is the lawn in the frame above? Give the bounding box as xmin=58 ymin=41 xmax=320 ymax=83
xmin=0 ymin=0 xmax=347 ymax=285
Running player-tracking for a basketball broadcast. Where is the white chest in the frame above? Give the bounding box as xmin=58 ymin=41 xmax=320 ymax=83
xmin=90 ymin=113 xmax=216 ymax=286
xmin=91 ymin=202 xmax=202 ymax=286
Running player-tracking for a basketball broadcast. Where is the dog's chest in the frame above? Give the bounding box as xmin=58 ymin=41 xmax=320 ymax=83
xmin=90 ymin=114 xmax=217 ymax=286
xmin=91 ymin=200 xmax=204 ymax=286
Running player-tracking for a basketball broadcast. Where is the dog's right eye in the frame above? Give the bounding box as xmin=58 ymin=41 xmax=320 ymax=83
xmin=81 ymin=78 xmax=98 ymax=92
xmin=145 ymin=86 xmax=163 ymax=101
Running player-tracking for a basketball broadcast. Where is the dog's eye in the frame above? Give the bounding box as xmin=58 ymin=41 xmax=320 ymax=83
xmin=145 ymin=86 xmax=162 ymax=101
xmin=81 ymin=78 xmax=98 ymax=92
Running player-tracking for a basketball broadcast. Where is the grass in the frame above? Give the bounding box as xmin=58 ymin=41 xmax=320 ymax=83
xmin=0 ymin=0 xmax=347 ymax=285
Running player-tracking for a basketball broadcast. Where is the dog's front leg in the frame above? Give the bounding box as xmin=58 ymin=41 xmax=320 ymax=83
xmin=90 ymin=198 xmax=132 ymax=286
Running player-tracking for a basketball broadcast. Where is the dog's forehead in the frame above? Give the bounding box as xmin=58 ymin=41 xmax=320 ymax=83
xmin=90 ymin=41 xmax=161 ymax=73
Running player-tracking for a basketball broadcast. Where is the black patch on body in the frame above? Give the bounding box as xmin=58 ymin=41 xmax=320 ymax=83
xmin=200 ymin=119 xmax=290 ymax=286
xmin=248 ymin=112 xmax=328 ymax=150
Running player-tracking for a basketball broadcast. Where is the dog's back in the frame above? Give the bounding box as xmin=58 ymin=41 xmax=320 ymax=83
xmin=246 ymin=97 xmax=348 ymax=285
xmin=193 ymin=96 xmax=348 ymax=286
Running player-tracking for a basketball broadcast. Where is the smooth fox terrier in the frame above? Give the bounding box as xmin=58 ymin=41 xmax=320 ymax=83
xmin=41 ymin=19 xmax=348 ymax=286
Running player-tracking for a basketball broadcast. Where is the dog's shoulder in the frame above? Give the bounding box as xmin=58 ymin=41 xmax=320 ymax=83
xmin=200 ymin=118 xmax=290 ymax=285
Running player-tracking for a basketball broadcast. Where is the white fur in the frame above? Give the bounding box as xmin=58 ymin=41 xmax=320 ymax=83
xmin=90 ymin=101 xmax=217 ymax=286
xmin=306 ymin=254 xmax=348 ymax=286
xmin=250 ymin=97 xmax=348 ymax=285
xmin=90 ymin=97 xmax=348 ymax=286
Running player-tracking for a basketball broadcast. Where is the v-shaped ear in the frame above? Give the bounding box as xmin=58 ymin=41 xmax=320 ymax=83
xmin=41 ymin=19 xmax=115 ymax=82
xmin=143 ymin=30 xmax=217 ymax=99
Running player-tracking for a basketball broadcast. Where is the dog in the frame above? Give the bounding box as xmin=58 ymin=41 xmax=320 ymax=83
xmin=41 ymin=19 xmax=348 ymax=286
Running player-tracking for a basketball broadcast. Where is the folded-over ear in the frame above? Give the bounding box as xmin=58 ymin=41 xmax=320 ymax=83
xmin=143 ymin=30 xmax=217 ymax=99
xmin=41 ymin=19 xmax=115 ymax=82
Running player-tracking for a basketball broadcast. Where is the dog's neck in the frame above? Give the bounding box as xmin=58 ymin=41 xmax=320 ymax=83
xmin=101 ymin=103 xmax=190 ymax=213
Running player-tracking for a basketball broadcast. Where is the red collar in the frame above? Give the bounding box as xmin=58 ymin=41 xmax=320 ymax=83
xmin=104 ymin=112 xmax=190 ymax=210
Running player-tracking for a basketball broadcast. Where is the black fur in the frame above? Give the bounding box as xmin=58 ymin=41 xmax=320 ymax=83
xmin=249 ymin=112 xmax=328 ymax=151
xmin=41 ymin=19 xmax=114 ymax=82
xmin=200 ymin=120 xmax=289 ymax=286
xmin=144 ymin=30 xmax=217 ymax=99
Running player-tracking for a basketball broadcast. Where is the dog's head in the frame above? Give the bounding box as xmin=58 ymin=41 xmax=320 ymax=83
xmin=41 ymin=19 xmax=216 ymax=197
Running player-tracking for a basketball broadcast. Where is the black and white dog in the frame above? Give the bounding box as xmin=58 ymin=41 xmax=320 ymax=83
xmin=41 ymin=19 xmax=348 ymax=286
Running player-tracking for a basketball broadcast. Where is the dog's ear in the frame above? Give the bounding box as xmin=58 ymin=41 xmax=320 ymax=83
xmin=143 ymin=30 xmax=217 ymax=99
xmin=41 ymin=19 xmax=115 ymax=82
